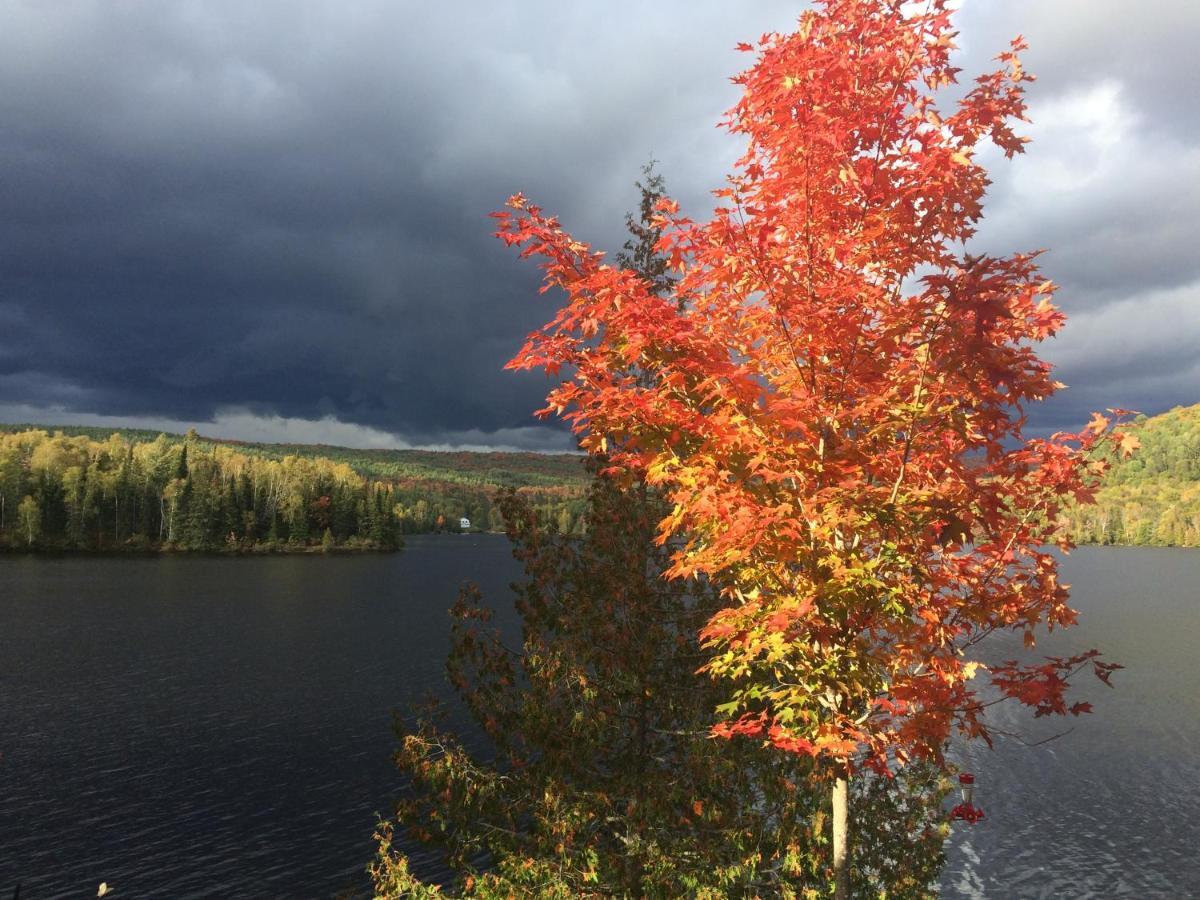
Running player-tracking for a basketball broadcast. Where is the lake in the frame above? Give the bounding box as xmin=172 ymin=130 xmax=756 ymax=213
xmin=1 ymin=540 xmax=1197 ymax=897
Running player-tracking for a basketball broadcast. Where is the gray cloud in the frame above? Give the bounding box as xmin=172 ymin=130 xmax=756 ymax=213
xmin=0 ymin=0 xmax=1194 ymax=448
xmin=956 ymin=0 xmax=1200 ymax=427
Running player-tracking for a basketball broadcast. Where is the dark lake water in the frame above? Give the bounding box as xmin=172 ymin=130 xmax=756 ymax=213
xmin=1 ymin=540 xmax=1197 ymax=897
xmin=940 ymin=546 xmax=1200 ymax=898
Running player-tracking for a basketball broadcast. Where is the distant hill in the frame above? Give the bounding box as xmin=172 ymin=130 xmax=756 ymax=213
xmin=0 ymin=423 xmax=588 ymax=552
xmin=1063 ymin=403 xmax=1200 ymax=547
xmin=0 ymin=423 xmax=587 ymax=487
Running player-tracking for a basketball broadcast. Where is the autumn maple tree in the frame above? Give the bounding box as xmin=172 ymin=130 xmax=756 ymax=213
xmin=372 ymin=173 xmax=950 ymax=898
xmin=495 ymin=1 xmax=1131 ymax=895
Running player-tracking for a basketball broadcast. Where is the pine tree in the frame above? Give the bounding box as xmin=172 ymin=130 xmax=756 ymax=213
xmin=374 ymin=167 xmax=947 ymax=898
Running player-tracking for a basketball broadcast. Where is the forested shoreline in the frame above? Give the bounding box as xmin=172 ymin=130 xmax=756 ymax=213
xmin=0 ymin=427 xmax=588 ymax=553
xmin=3 ymin=403 xmax=1196 ymax=553
xmin=1062 ymin=403 xmax=1200 ymax=547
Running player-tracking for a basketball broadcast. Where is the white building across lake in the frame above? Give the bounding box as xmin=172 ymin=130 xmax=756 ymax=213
xmin=459 ymin=517 xmax=471 ymax=531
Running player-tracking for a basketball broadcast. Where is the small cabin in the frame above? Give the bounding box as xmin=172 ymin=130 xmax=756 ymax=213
xmin=459 ymin=517 xmax=471 ymax=531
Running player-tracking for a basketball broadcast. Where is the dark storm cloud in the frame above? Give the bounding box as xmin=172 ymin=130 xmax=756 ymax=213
xmin=0 ymin=0 xmax=802 ymax=446
xmin=0 ymin=0 xmax=1195 ymax=447
xmin=958 ymin=0 xmax=1200 ymax=143
xmin=955 ymin=0 xmax=1200 ymax=427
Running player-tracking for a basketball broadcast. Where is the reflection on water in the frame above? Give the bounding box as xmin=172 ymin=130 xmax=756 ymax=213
xmin=1 ymin=542 xmax=1197 ymax=896
xmin=941 ymin=547 xmax=1200 ymax=897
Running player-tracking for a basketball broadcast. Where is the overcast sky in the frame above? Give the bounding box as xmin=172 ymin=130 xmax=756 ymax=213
xmin=0 ymin=1 xmax=1195 ymax=451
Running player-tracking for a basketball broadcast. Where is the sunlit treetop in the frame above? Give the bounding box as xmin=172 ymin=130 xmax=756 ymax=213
xmin=495 ymin=0 xmax=1134 ymax=771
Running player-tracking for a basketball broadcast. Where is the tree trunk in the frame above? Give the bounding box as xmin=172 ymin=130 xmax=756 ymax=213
xmin=833 ymin=773 xmax=850 ymax=900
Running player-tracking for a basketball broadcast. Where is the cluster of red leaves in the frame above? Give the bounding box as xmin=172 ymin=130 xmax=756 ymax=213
xmin=496 ymin=0 xmax=1132 ymax=772
xmin=990 ymin=649 xmax=1121 ymax=719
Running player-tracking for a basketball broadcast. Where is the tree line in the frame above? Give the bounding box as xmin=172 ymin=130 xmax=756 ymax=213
xmin=1061 ymin=403 xmax=1200 ymax=547
xmin=0 ymin=428 xmax=588 ymax=552
xmin=0 ymin=428 xmax=396 ymax=551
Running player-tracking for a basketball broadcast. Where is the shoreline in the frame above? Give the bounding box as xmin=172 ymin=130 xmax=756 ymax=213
xmin=0 ymin=543 xmax=404 ymax=557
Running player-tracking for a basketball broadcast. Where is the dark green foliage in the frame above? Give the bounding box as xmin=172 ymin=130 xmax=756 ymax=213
xmin=615 ymin=161 xmax=677 ymax=300
xmin=0 ymin=425 xmax=590 ymax=551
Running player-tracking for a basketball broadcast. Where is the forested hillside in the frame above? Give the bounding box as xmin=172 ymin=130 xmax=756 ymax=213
xmin=0 ymin=425 xmax=588 ymax=552
xmin=8 ymin=407 xmax=1192 ymax=553
xmin=1063 ymin=404 xmax=1200 ymax=547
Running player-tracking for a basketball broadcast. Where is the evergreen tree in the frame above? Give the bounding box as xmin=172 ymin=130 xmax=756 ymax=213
xmin=374 ymin=168 xmax=947 ymax=898
xmin=615 ymin=161 xmax=676 ymax=299
xmin=374 ymin=473 xmax=946 ymax=898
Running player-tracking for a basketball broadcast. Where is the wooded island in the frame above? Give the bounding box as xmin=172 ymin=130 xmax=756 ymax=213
xmin=0 ymin=425 xmax=588 ymax=552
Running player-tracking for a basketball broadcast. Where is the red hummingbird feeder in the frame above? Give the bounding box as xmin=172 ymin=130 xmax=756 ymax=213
xmin=950 ymin=772 xmax=984 ymax=824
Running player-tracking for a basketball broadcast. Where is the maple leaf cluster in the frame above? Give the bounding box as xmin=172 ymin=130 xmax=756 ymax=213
xmin=496 ymin=0 xmax=1132 ymax=772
